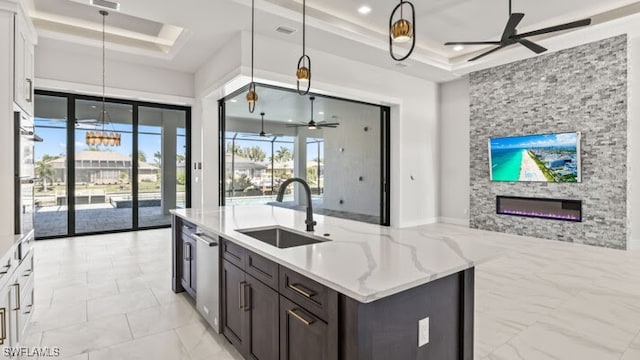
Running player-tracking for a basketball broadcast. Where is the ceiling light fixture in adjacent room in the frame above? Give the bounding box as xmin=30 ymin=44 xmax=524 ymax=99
xmin=296 ymin=0 xmax=311 ymax=95
xmin=259 ymin=112 xmax=267 ymax=137
xmin=85 ymin=10 xmax=121 ymax=147
xmin=389 ymin=0 xmax=416 ymax=61
xmin=358 ymin=5 xmax=372 ymax=15
xmin=453 ymin=45 xmax=465 ymax=52
xmin=286 ymin=97 xmax=340 ymax=130
xmin=246 ymin=0 xmax=258 ymax=113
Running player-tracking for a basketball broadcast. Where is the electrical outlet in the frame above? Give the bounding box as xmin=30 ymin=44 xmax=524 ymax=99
xmin=418 ymin=317 xmax=430 ymax=347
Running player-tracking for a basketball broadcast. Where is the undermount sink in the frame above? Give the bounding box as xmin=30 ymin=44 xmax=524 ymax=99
xmin=237 ymin=226 xmax=327 ymax=249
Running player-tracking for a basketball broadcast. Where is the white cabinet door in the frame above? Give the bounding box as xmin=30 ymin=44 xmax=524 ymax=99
xmin=13 ymin=13 xmax=34 ymax=116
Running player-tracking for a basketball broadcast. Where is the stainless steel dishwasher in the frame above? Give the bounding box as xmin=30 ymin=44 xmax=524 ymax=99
xmin=192 ymin=229 xmax=220 ymax=333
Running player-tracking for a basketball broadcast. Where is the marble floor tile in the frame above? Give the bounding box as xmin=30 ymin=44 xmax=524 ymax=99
xmin=88 ymin=330 xmax=190 ymax=360
xmin=51 ymin=280 xmax=119 ymax=304
xmin=21 ymin=226 xmax=640 ymax=360
xmin=29 ymin=300 xmax=87 ymax=333
xmin=487 ymin=322 xmax=623 ymax=360
xmin=40 ymin=314 xmax=132 ymax=357
xmin=175 ymin=319 xmax=243 ymax=360
xmin=87 ymin=289 xmax=158 ymax=321
xmin=126 ymin=299 xmax=199 ymax=338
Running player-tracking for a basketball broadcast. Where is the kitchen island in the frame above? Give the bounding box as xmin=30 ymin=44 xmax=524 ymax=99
xmin=171 ymin=206 xmax=500 ymax=360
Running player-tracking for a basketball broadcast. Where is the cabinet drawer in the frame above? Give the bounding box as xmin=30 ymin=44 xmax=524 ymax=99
xmin=280 ymin=296 xmax=335 ymax=360
xmin=280 ymin=267 xmax=337 ymax=322
xmin=245 ymin=251 xmax=278 ymax=291
xmin=222 ymin=238 xmax=245 ymax=269
xmin=15 ymin=253 xmax=33 ymax=297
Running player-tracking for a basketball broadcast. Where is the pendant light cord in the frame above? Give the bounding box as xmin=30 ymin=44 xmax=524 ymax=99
xmin=302 ymin=0 xmax=306 ymax=56
xmin=101 ymin=10 xmax=107 ymax=132
xmin=251 ymin=0 xmax=254 ymax=81
xmin=509 ymin=0 xmax=512 ymax=16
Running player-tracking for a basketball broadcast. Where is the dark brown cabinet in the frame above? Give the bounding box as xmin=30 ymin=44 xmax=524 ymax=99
xmin=279 ymin=296 xmax=331 ymax=360
xmin=180 ymin=231 xmax=197 ymax=298
xmin=222 ymin=259 xmax=279 ymax=360
xmin=222 ymin=259 xmax=246 ymax=350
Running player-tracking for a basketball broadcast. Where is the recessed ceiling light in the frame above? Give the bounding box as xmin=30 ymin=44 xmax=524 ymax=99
xmin=229 ymin=99 xmax=237 ymax=103
xmin=358 ymin=5 xmax=371 ymax=15
xmin=318 ymin=111 xmax=324 ymax=115
xmin=288 ymin=119 xmax=293 ymax=122
xmin=453 ymin=45 xmax=465 ymax=52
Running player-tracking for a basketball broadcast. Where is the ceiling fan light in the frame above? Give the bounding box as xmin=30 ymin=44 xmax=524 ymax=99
xmin=307 ymin=124 xmax=317 ymax=130
xmin=391 ymin=18 xmax=413 ymax=43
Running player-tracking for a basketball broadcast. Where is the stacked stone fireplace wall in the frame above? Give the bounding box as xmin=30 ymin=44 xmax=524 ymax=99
xmin=469 ymin=35 xmax=628 ymax=249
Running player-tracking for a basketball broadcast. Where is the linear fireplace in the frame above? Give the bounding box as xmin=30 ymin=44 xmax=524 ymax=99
xmin=496 ymin=196 xmax=582 ymax=222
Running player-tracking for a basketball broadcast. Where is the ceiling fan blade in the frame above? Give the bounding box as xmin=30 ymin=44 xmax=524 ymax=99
xmin=518 ymin=39 xmax=547 ymax=54
xmin=468 ymin=45 xmax=508 ymax=62
xmin=318 ymin=122 xmax=340 ymax=126
xmin=502 ymin=13 xmax=525 ymax=42
xmin=445 ymin=41 xmax=502 ymax=45
xmin=318 ymin=125 xmax=338 ymax=128
xmin=511 ymin=18 xmax=591 ymax=39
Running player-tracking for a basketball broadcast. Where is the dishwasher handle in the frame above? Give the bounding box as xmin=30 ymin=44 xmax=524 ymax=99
xmin=193 ymin=233 xmax=218 ymax=247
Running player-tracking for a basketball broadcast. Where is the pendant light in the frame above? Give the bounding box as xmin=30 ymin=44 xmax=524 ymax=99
xmin=246 ymin=0 xmax=258 ymax=113
xmin=389 ymin=0 xmax=416 ymax=61
xmin=85 ymin=10 xmax=121 ymax=147
xmin=296 ymin=0 xmax=311 ymax=95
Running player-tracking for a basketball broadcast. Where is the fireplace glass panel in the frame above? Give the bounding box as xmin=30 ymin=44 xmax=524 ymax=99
xmin=496 ymin=196 xmax=582 ymax=222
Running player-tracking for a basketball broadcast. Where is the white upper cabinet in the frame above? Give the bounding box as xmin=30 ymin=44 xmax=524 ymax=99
xmin=13 ymin=10 xmax=35 ymax=116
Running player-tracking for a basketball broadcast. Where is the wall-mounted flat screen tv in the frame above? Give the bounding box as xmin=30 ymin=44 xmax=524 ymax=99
xmin=489 ymin=132 xmax=581 ymax=183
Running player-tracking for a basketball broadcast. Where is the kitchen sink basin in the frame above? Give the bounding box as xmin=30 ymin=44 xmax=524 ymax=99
xmin=236 ymin=226 xmax=327 ymax=249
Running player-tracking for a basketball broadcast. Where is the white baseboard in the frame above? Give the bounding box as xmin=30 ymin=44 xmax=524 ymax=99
xmin=397 ymin=217 xmax=439 ymax=228
xmin=438 ymin=217 xmax=470 ymax=227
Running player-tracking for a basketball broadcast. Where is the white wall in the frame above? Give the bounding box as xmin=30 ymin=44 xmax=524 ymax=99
xmin=191 ymin=35 xmax=243 ymax=210
xmin=323 ymin=105 xmax=380 ymax=217
xmin=35 ymin=39 xmax=194 ymax=104
xmin=438 ymin=78 xmax=470 ymax=226
xmin=194 ymin=32 xmax=440 ymax=227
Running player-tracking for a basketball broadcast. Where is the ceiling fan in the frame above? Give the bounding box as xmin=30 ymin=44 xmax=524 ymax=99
xmin=257 ymin=112 xmax=284 ymax=137
xmin=445 ymin=0 xmax=591 ymax=61
xmin=286 ymin=96 xmax=339 ymax=130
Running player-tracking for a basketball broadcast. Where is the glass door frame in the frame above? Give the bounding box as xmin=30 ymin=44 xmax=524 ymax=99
xmin=217 ymin=83 xmax=391 ymax=226
xmin=35 ymin=89 xmax=192 ymax=239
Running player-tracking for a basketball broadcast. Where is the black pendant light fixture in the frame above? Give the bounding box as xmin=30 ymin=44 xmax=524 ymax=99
xmin=389 ymin=0 xmax=416 ymax=61
xmin=246 ymin=0 xmax=258 ymax=113
xmin=259 ymin=112 xmax=267 ymax=137
xmin=85 ymin=10 xmax=121 ymax=147
xmin=296 ymin=0 xmax=311 ymax=95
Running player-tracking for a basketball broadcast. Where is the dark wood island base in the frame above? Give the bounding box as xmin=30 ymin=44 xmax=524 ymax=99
xmin=172 ymin=216 xmax=475 ymax=360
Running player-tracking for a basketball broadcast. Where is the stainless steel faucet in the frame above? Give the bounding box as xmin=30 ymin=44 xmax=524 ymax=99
xmin=276 ymin=178 xmax=317 ymax=232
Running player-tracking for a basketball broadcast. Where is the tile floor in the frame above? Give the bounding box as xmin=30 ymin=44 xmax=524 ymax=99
xmin=23 ymin=225 xmax=640 ymax=359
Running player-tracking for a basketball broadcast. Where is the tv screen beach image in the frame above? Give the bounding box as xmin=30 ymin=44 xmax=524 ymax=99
xmin=489 ymin=132 xmax=580 ymax=182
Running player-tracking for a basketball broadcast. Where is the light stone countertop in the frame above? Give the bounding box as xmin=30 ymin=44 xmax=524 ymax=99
xmin=171 ymin=206 xmax=503 ymax=303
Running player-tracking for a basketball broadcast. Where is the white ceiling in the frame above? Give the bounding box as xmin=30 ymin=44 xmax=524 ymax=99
xmin=225 ymin=85 xmax=380 ymax=125
xmin=26 ymin=0 xmax=640 ymax=81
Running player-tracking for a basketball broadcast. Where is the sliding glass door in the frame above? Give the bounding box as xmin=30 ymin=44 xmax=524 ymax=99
xmin=138 ymin=106 xmax=187 ymax=227
xmin=33 ymin=91 xmax=190 ymax=239
xmin=74 ymin=99 xmax=134 ymax=234
xmin=33 ymin=95 xmax=69 ymax=238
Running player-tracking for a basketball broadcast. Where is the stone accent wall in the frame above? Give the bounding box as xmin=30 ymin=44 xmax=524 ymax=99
xmin=469 ymin=35 xmax=628 ymax=249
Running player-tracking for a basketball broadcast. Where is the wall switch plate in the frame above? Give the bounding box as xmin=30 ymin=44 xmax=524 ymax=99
xmin=203 ymin=305 xmax=209 ymax=315
xmin=418 ymin=317 xmax=430 ymax=347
